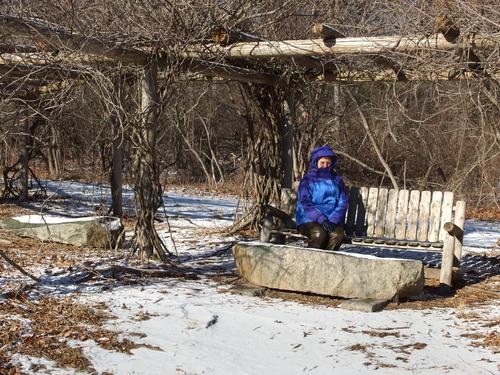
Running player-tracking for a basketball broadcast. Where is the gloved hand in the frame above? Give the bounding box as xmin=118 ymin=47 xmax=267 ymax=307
xmin=321 ymin=220 xmax=336 ymax=233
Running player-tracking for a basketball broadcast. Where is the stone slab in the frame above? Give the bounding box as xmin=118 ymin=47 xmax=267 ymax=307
xmin=0 ymin=216 xmax=122 ymax=248
xmin=233 ymin=242 xmax=424 ymax=300
xmin=339 ymin=298 xmax=390 ymax=312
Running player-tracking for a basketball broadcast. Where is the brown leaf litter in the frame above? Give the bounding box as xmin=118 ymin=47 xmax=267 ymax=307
xmin=0 ymin=296 xmax=156 ymax=374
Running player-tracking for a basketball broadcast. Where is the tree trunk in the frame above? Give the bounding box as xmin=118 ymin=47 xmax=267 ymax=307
xmin=280 ymin=91 xmax=295 ymax=213
xmin=110 ymin=78 xmax=124 ymax=217
xmin=19 ymin=113 xmax=30 ymax=200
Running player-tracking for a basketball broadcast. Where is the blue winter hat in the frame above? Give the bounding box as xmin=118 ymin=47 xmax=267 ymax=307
xmin=309 ymin=146 xmax=337 ymax=170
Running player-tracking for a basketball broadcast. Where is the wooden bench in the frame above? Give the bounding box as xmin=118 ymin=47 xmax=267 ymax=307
xmin=260 ymin=186 xmax=466 ymax=288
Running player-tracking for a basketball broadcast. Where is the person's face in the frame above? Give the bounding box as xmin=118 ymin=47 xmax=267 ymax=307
xmin=317 ymin=157 xmax=332 ymax=169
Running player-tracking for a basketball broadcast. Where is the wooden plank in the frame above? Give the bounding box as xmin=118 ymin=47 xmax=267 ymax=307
xmin=350 ymin=238 xmax=443 ymax=251
xmin=439 ymin=192 xmax=454 ymax=241
xmin=366 ymin=187 xmax=379 ymax=237
xmin=417 ymin=191 xmax=431 ymax=241
xmin=406 ymin=190 xmax=421 ymax=241
xmin=355 ymin=187 xmax=369 ymax=236
xmin=374 ymin=188 xmax=388 ymax=238
xmin=453 ymin=200 xmax=466 ymax=266
xmin=428 ymin=191 xmax=443 ymax=242
xmin=345 ymin=187 xmax=359 ymax=236
xmin=394 ymin=190 xmax=409 ymax=240
xmin=385 ymin=189 xmax=399 ymax=238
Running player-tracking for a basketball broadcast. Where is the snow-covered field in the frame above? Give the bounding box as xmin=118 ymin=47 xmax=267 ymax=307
xmin=2 ymin=180 xmax=499 ymax=375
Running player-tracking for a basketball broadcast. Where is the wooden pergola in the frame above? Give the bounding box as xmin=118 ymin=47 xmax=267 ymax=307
xmin=1 ymin=14 xmax=499 ymax=85
xmin=1 ymin=13 xmax=498 ymax=258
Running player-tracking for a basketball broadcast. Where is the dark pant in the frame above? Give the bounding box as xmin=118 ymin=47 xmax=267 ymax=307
xmin=298 ymin=222 xmax=345 ymax=250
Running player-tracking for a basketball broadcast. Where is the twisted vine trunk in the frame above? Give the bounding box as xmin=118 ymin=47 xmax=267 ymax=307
xmin=19 ymin=112 xmax=30 ymax=201
xmin=132 ymin=61 xmax=170 ymax=261
xmin=235 ymin=84 xmax=293 ymax=230
xmin=110 ymin=77 xmax=124 ymax=217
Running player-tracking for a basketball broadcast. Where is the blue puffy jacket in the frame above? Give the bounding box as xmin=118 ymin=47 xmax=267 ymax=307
xmin=296 ymin=146 xmax=348 ymax=226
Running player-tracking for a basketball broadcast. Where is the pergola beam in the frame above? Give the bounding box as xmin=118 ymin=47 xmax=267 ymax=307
xmin=0 ymin=13 xmax=148 ymax=64
xmin=315 ymin=69 xmax=500 ymax=82
xmin=0 ymin=52 xmax=115 ymax=66
xmin=211 ymin=28 xmax=337 ymax=75
xmin=0 ymin=62 xmax=90 ymax=81
xmin=0 ymin=14 xmax=498 ymax=87
xmin=311 ymin=23 xmax=408 ymax=81
xmin=183 ymin=33 xmax=499 ymax=59
xmin=180 ymin=68 xmax=499 ymax=83
xmin=179 ymin=60 xmax=278 ymax=86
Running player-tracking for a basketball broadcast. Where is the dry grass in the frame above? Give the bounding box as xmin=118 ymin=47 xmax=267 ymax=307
xmin=468 ymin=207 xmax=500 ymax=221
xmin=0 ymin=204 xmax=32 ymax=220
xmin=0 ymin=296 xmax=148 ymax=373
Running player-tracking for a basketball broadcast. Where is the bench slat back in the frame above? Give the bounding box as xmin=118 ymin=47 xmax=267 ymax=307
xmin=428 ymin=191 xmax=443 ymax=242
xmin=385 ymin=189 xmax=399 ymax=238
xmin=439 ymin=191 xmax=454 ymax=241
xmin=406 ymin=190 xmax=420 ymax=240
xmin=366 ymin=187 xmax=379 ymax=237
xmin=395 ymin=190 xmax=409 ymax=239
xmin=374 ymin=188 xmax=389 ymax=238
xmin=417 ymin=191 xmax=432 ymax=241
xmin=344 ymin=186 xmax=455 ymax=245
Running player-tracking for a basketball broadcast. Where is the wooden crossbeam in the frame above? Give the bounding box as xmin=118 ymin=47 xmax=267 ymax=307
xmin=0 ymin=52 xmax=114 ymax=66
xmin=179 ymin=59 xmax=278 ymax=86
xmin=311 ymin=23 xmax=407 ymax=81
xmin=182 ymin=33 xmax=499 ymax=59
xmin=0 ymin=13 xmax=148 ymax=64
xmin=316 ymin=68 xmax=500 ymax=82
xmin=210 ymin=28 xmax=337 ymax=75
xmin=0 ymin=62 xmax=90 ymax=81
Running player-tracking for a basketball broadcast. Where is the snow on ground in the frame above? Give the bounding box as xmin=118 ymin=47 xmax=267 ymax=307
xmin=3 ymin=180 xmax=500 ymax=374
xmin=77 ymin=280 xmax=497 ymax=375
xmin=463 ymin=220 xmax=500 ymax=252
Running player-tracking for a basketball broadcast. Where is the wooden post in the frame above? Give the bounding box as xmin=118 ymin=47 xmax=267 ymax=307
xmin=18 ymin=112 xmax=30 ymax=200
xmin=110 ymin=78 xmax=124 ymax=217
xmin=450 ymin=200 xmax=466 ymax=267
xmin=280 ymin=91 xmax=294 ymax=213
xmin=440 ymin=231 xmax=455 ymax=290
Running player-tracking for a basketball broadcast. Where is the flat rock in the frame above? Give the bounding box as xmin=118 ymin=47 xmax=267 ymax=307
xmin=0 ymin=215 xmax=123 ymax=248
xmin=339 ymin=298 xmax=390 ymax=312
xmin=233 ymin=242 xmax=424 ymax=300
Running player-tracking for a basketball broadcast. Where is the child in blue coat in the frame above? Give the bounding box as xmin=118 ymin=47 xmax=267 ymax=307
xmin=296 ymin=146 xmax=348 ymax=250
